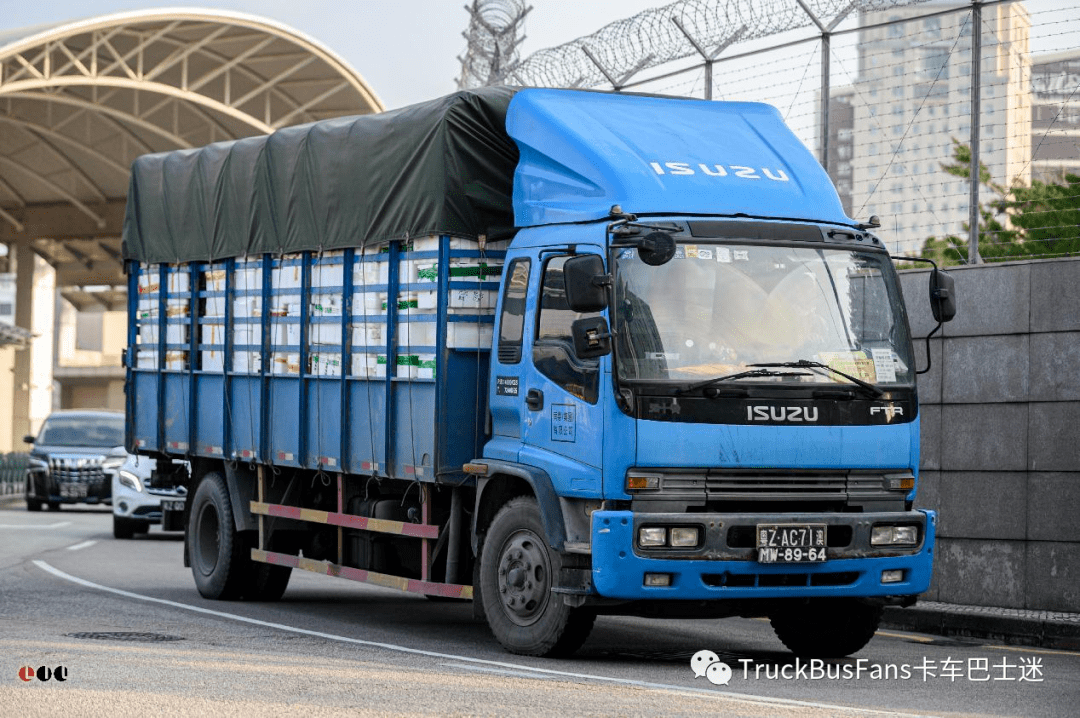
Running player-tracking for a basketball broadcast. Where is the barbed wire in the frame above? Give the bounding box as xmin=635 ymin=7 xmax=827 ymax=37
xmin=457 ymin=0 xmax=532 ymax=90
xmin=498 ymin=0 xmax=935 ymax=89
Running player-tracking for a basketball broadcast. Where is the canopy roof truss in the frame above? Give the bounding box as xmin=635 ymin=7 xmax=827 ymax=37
xmin=0 ymin=9 xmax=382 ymax=288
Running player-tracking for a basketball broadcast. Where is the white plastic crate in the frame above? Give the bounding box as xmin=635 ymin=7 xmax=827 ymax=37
xmin=351 ymin=292 xmax=387 ymax=315
xmin=234 ymin=297 xmax=262 ymax=318
xmin=233 ymin=324 xmax=261 ymax=346
xmin=136 ymin=298 xmax=188 ymax=318
xmin=309 ymin=352 xmax=343 ymax=376
xmin=201 ymin=350 xmax=224 ymax=372
xmin=418 ymin=353 xmax=436 ymax=379
xmin=138 ymin=323 xmax=188 ymax=345
xmin=310 ymin=293 xmax=343 ymax=317
xmin=446 ymin=322 xmax=493 ymax=349
xmin=233 ymin=351 xmax=262 ymax=373
xmin=204 ymin=269 xmax=227 ymax=292
xmin=199 ymin=324 xmax=225 ymax=345
xmin=235 ymin=264 xmax=263 ymax=291
xmin=269 ymin=323 xmax=300 ymax=346
xmin=138 ymin=266 xmax=190 ymax=295
xmin=138 ymin=350 xmax=187 ymax=370
xmin=271 ymin=352 xmax=300 ymax=374
xmin=309 ymin=323 xmax=342 ymax=346
xmin=350 ymin=323 xmax=384 ymax=347
xmin=396 ymin=321 xmax=436 ymax=347
xmin=272 ymin=259 xmax=303 ymax=289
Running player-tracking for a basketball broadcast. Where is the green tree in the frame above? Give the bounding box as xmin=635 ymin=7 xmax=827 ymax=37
xmin=921 ymin=139 xmax=1080 ymax=265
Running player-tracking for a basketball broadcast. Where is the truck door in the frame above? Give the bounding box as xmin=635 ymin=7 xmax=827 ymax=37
xmin=518 ymin=252 xmax=605 ymax=484
xmin=488 ymin=254 xmax=532 ymax=458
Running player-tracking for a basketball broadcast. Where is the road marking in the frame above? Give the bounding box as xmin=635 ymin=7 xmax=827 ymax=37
xmin=67 ymin=540 xmax=97 ymax=551
xmin=876 ymin=630 xmax=934 ymax=643
xmin=34 ymin=560 xmax=920 ymax=717
xmin=0 ymin=522 xmax=72 ymax=529
xmin=440 ymin=662 xmax=556 ymax=680
xmin=988 ymin=644 xmax=1080 ymax=658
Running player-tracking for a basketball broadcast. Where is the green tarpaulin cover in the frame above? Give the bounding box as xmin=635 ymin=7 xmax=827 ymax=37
xmin=123 ymin=87 xmax=519 ymax=263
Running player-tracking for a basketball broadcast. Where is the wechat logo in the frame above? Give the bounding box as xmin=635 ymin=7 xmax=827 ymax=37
xmin=691 ymin=650 xmax=732 ymax=686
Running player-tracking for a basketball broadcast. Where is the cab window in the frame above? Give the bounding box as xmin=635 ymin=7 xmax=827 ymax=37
xmin=533 ymin=255 xmax=602 ymax=403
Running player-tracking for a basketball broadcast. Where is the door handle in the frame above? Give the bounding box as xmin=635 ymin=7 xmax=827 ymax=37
xmin=526 ymin=388 xmax=544 ymax=411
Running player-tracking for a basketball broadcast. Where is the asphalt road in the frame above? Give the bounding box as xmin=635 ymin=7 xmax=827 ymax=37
xmin=2 ymin=504 xmax=1077 ymax=717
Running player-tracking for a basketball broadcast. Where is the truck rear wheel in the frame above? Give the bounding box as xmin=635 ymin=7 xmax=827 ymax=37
xmin=479 ymin=496 xmax=595 ymax=657
xmin=770 ymin=599 xmax=882 ymax=658
xmin=188 ymin=471 xmax=247 ymax=600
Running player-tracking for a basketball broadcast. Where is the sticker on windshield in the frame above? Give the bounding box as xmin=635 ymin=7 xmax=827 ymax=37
xmin=696 ymin=248 xmax=713 ymax=260
xmin=818 ymin=351 xmax=877 ymax=384
xmin=871 ymin=348 xmax=897 ymax=383
xmin=715 ymin=248 xmax=732 ymax=263
xmin=647 ymin=352 xmax=680 ymax=360
xmin=685 ymin=245 xmax=699 ymax=258
xmin=733 ymin=250 xmax=749 ymax=261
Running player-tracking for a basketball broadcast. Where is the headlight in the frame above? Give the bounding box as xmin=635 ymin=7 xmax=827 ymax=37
xmin=118 ymin=471 xmax=144 ymax=493
xmin=871 ymin=525 xmax=918 ymax=546
xmin=639 ymin=527 xmax=667 ymax=547
xmin=102 ymin=457 xmax=127 ymax=471
xmin=670 ymin=527 xmax=701 ymax=548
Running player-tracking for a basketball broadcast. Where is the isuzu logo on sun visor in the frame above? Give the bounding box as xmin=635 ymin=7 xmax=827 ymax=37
xmin=747 ymin=406 xmax=819 ymax=422
xmin=649 ymin=162 xmax=790 ymax=182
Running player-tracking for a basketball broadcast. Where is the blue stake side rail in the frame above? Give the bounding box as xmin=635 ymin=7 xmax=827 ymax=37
xmin=126 ymin=236 xmax=504 ymax=485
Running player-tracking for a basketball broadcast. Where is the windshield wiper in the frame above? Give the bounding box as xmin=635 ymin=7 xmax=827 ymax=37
xmin=676 ymin=368 xmax=813 ymax=395
xmin=749 ymin=360 xmax=884 ymax=398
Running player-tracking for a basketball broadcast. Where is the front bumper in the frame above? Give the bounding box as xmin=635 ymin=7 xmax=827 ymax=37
xmin=591 ymin=509 xmax=935 ymax=600
xmin=113 ymin=482 xmax=185 ymax=524
xmin=26 ymin=469 xmax=111 ymax=505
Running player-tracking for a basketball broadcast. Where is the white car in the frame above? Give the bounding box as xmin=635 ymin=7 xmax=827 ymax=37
xmin=112 ymin=454 xmax=187 ymax=539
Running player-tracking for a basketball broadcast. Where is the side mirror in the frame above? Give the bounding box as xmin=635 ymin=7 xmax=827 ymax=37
xmin=929 ymin=269 xmax=956 ymax=323
xmin=571 ymin=317 xmax=612 ymax=359
xmin=23 ymin=435 xmax=35 ymax=444
xmin=563 ymin=254 xmax=608 ymax=312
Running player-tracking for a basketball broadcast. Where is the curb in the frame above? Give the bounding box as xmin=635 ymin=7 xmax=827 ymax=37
xmin=883 ymin=603 xmax=1080 ymax=652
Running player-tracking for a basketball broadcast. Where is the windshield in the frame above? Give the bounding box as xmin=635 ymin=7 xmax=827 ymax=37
xmin=37 ymin=416 xmax=125 ymax=447
xmin=614 ymin=242 xmax=914 ymax=387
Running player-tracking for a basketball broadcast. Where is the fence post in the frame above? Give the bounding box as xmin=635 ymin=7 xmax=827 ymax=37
xmin=969 ymin=1 xmax=983 ymax=264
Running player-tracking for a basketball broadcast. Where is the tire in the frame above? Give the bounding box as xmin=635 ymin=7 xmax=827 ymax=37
xmin=26 ymin=499 xmax=42 ymax=512
xmin=770 ymin=599 xmax=883 ymax=658
xmin=188 ymin=471 xmax=247 ymax=600
xmin=479 ymin=496 xmax=595 ymax=657
xmin=242 ymin=560 xmax=292 ymax=602
xmin=113 ymin=515 xmax=135 ymax=539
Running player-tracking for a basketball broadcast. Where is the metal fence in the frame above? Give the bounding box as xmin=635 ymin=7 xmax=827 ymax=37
xmin=0 ymin=452 xmax=28 ymax=497
xmin=503 ymin=0 xmax=1080 ymax=264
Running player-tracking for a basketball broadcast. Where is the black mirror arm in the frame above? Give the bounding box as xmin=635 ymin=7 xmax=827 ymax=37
xmin=915 ymin=322 xmax=942 ymax=376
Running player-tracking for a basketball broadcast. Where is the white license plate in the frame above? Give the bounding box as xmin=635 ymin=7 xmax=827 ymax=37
xmin=756 ymin=523 xmax=827 ymax=564
xmin=59 ymin=483 xmax=87 ymax=498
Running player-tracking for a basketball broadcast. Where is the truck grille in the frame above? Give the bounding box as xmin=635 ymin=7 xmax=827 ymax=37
xmin=48 ymin=457 xmax=106 ymax=486
xmin=638 ymin=469 xmax=913 ymax=511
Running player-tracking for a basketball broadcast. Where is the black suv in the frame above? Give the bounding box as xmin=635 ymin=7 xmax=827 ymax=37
xmin=24 ymin=410 xmax=127 ymax=511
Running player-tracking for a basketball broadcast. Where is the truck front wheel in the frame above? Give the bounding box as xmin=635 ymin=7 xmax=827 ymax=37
xmin=479 ymin=496 xmax=595 ymax=657
xmin=188 ymin=471 xmax=247 ymax=600
xmin=770 ymin=599 xmax=882 ymax=658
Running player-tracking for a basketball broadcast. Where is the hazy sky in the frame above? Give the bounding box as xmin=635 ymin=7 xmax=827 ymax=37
xmin=1 ymin=1 xmax=664 ymax=110
xmin=2 ymin=1 xmax=1077 ymax=111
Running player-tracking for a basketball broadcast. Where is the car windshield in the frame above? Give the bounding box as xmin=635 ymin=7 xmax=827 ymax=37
xmin=37 ymin=416 xmax=125 ymax=447
xmin=613 ymin=242 xmax=914 ymax=386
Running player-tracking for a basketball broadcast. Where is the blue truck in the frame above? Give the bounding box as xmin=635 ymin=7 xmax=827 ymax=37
xmin=124 ymin=87 xmax=955 ymax=658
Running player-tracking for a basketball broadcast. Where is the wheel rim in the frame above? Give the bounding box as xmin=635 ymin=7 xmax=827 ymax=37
xmin=496 ymin=528 xmax=551 ymax=627
xmin=195 ymin=501 xmax=220 ymax=576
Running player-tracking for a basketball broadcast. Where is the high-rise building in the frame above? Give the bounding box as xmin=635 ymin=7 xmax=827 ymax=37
xmin=840 ymin=1 xmax=1032 ymax=255
xmin=1031 ymin=49 xmax=1080 ymax=183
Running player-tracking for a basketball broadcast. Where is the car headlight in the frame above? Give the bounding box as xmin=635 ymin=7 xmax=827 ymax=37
xmin=118 ymin=471 xmax=144 ymax=493
xmin=102 ymin=456 xmax=127 ymax=471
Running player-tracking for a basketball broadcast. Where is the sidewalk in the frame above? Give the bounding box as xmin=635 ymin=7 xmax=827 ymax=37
xmin=882 ymin=602 xmax=1080 ymax=651
xmin=3 ymin=490 xmax=1077 ymax=651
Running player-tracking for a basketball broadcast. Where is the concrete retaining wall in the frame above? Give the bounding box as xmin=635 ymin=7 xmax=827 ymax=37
xmin=899 ymin=256 xmax=1080 ymax=612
